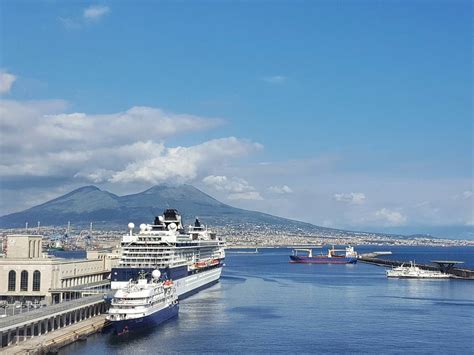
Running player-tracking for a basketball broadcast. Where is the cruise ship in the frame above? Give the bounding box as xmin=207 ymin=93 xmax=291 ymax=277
xmin=111 ymin=209 xmax=225 ymax=299
xmin=107 ymin=269 xmax=178 ymax=335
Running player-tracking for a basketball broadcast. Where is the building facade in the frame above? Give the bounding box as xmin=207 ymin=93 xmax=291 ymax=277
xmin=0 ymin=235 xmax=120 ymax=304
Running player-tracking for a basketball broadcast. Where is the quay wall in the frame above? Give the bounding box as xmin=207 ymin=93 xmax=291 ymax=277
xmin=0 ymin=295 xmax=107 ymax=350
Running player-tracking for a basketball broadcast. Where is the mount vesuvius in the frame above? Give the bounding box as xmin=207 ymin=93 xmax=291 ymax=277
xmin=0 ymin=185 xmax=332 ymax=233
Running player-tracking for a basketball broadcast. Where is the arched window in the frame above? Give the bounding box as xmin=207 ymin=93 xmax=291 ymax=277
xmin=33 ymin=270 xmax=41 ymax=291
xmin=20 ymin=270 xmax=28 ymax=291
xmin=8 ymin=270 xmax=16 ymax=291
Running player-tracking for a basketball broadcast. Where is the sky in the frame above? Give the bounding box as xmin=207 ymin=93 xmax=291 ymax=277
xmin=0 ymin=0 xmax=472 ymax=238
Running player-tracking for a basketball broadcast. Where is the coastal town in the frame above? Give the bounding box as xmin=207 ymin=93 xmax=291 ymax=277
xmin=1 ymin=222 xmax=473 ymax=254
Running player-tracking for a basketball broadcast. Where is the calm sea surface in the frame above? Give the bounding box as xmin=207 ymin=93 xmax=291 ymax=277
xmin=61 ymin=246 xmax=474 ymax=354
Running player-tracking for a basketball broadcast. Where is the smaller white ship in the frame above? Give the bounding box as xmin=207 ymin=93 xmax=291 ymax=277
xmin=107 ymin=270 xmax=178 ymax=335
xmin=386 ymin=261 xmax=451 ymax=279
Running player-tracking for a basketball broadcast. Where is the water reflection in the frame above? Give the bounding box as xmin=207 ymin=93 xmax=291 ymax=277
xmin=60 ymin=247 xmax=474 ymax=355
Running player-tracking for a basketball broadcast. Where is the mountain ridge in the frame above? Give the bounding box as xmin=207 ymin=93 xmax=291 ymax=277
xmin=0 ymin=184 xmax=328 ymax=233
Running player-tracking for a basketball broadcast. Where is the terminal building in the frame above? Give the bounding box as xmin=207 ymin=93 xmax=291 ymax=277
xmin=0 ymin=235 xmax=120 ymax=304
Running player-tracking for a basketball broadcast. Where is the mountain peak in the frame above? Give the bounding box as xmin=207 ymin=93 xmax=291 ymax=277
xmin=143 ymin=184 xmax=177 ymax=194
xmin=0 ymin=184 xmax=318 ymax=232
xmin=71 ymin=185 xmax=101 ymax=193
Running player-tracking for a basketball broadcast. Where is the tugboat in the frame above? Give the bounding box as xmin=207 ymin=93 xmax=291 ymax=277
xmin=107 ymin=270 xmax=178 ymax=335
xmin=289 ymin=246 xmax=358 ymax=264
xmin=386 ymin=261 xmax=451 ymax=279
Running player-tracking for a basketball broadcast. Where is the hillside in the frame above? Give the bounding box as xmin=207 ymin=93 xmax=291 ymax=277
xmin=0 ymin=185 xmax=331 ymax=233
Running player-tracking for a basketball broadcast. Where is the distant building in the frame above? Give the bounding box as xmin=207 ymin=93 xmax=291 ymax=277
xmin=0 ymin=235 xmax=120 ymax=304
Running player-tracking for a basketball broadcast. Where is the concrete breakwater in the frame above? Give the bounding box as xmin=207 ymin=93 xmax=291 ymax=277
xmin=358 ymin=256 xmax=474 ymax=279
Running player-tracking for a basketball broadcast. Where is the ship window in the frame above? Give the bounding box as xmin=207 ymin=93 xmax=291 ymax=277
xmin=33 ymin=270 xmax=41 ymax=291
xmin=8 ymin=270 xmax=16 ymax=291
xmin=20 ymin=270 xmax=28 ymax=291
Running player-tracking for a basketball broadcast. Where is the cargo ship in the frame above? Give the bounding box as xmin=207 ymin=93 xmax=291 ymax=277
xmin=107 ymin=270 xmax=178 ymax=335
xmin=111 ymin=209 xmax=225 ymax=299
xmin=289 ymin=246 xmax=357 ymax=264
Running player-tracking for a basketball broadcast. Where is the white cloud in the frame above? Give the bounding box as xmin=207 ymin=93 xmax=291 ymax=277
xmin=202 ymin=175 xmax=264 ymax=201
xmin=203 ymin=175 xmax=254 ymax=193
xmin=83 ymin=5 xmax=110 ymax=20
xmin=262 ymin=75 xmax=287 ymax=84
xmin=268 ymin=185 xmax=293 ymax=194
xmin=228 ymin=191 xmax=263 ymax=201
xmin=34 ymin=106 xmax=223 ymax=147
xmin=59 ymin=5 xmax=110 ymax=29
xmin=0 ymin=100 xmax=260 ymax=185
xmin=462 ymin=190 xmax=473 ymax=199
xmin=74 ymin=169 xmax=115 ymax=183
xmin=110 ymin=138 xmax=261 ymax=184
xmin=333 ymin=192 xmax=366 ymax=205
xmin=375 ymin=208 xmax=407 ymax=226
xmin=0 ymin=101 xmax=222 ymax=153
xmin=0 ymin=71 xmax=16 ymax=94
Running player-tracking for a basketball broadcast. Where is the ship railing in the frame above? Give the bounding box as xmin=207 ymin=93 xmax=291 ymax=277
xmin=110 ymin=306 xmax=148 ymax=312
xmin=111 ymin=300 xmax=150 ymax=306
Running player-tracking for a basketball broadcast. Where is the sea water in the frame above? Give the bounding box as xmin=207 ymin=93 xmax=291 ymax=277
xmin=61 ymin=246 xmax=474 ymax=354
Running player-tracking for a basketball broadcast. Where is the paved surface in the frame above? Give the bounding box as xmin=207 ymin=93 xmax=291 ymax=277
xmin=0 ymin=295 xmax=104 ymax=331
xmin=3 ymin=314 xmax=107 ymax=355
xmin=51 ymin=280 xmax=110 ymax=292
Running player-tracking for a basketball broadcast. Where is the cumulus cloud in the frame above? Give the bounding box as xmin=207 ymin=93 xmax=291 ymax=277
xmin=83 ymin=5 xmax=110 ymax=20
xmin=268 ymin=185 xmax=293 ymax=194
xmin=0 ymin=101 xmax=222 ymax=152
xmin=262 ymin=75 xmax=287 ymax=84
xmin=111 ymin=138 xmax=262 ymax=184
xmin=36 ymin=106 xmax=222 ymax=147
xmin=0 ymin=99 xmax=261 ymax=185
xmin=202 ymin=175 xmax=263 ymax=200
xmin=0 ymin=71 xmax=16 ymax=94
xmin=333 ymin=192 xmax=366 ymax=205
xmin=228 ymin=191 xmax=263 ymax=201
xmin=203 ymin=175 xmax=253 ymax=193
xmin=375 ymin=208 xmax=407 ymax=226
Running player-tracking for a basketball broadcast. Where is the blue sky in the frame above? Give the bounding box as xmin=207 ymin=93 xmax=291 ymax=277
xmin=0 ymin=1 xmax=472 ymax=238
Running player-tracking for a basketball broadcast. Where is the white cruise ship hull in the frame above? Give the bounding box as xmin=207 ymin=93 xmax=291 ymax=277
xmin=111 ymin=266 xmax=222 ymax=299
xmin=175 ymin=266 xmax=222 ymax=298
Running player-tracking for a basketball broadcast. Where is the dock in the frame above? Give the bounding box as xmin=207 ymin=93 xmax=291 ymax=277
xmin=3 ymin=314 xmax=108 ymax=355
xmin=358 ymin=255 xmax=474 ymax=279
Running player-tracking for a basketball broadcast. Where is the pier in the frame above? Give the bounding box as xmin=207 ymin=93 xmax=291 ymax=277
xmin=0 ymin=295 xmax=107 ymax=350
xmin=358 ymin=256 xmax=474 ymax=279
